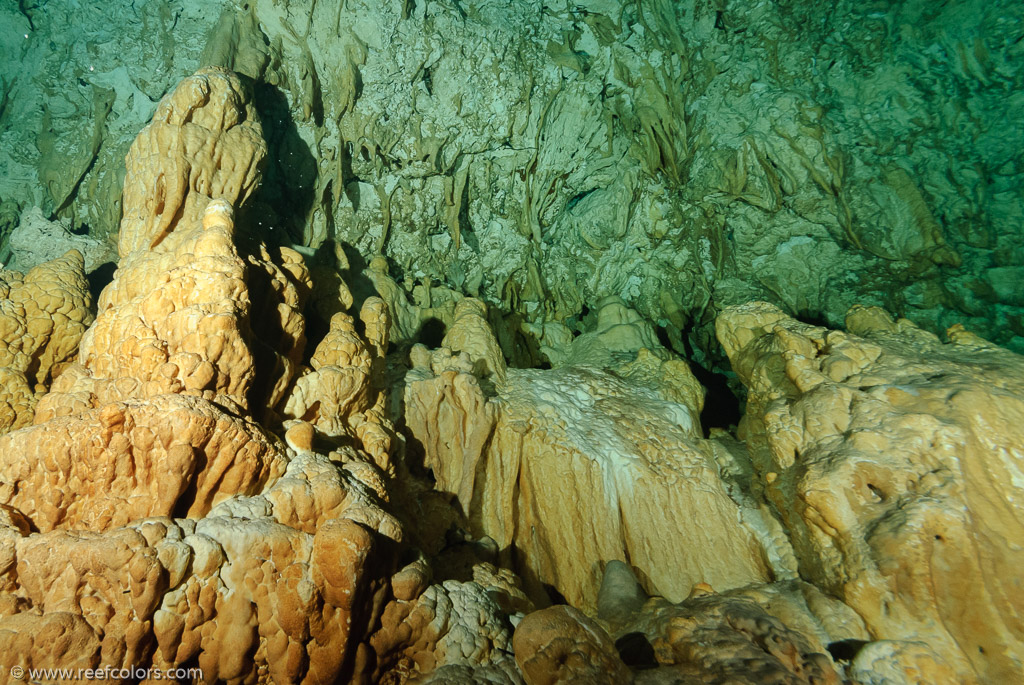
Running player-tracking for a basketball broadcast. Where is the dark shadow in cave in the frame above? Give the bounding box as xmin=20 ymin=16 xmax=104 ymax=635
xmin=301 ymin=312 xmax=331 ymax=368
xmin=793 ymin=308 xmax=833 ymax=329
xmin=507 ymin=542 xmax=562 ymax=609
xmin=172 ymin=448 xmax=207 ymax=520
xmin=692 ymin=364 xmax=744 ymax=433
xmin=244 ymin=262 xmax=291 ymax=421
xmin=486 ymin=308 xmax=544 ymax=369
xmin=827 ymin=639 xmax=869 ymax=663
xmin=542 ymin=582 xmax=568 ymax=606
xmin=297 ymin=241 xmax=364 ymax=366
xmin=340 ymin=140 xmax=361 ymax=211
xmin=401 ymin=429 xmax=433 ymax=481
xmin=86 ymin=261 xmax=117 ymax=304
xmin=337 ymin=242 xmax=377 ymax=312
xmin=659 ymin=323 xmax=744 ymax=435
xmin=417 ymin=317 xmax=447 ymax=348
xmin=615 ymin=632 xmax=657 ymax=669
xmin=233 ymin=77 xmax=317 ymax=248
xmin=456 ymin=167 xmax=476 ymax=250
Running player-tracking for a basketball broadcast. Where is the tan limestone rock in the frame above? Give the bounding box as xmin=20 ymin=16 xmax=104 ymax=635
xmin=40 ymin=69 xmax=309 ymax=422
xmin=245 ymin=241 xmax=314 ymax=419
xmin=0 ymin=613 xmax=102 ymax=676
xmin=0 ymin=250 xmax=93 ymax=433
xmin=716 ymin=301 xmax=1024 ymax=682
xmin=118 ymin=67 xmax=265 ymax=258
xmin=0 ymin=367 xmax=33 ymax=436
xmin=594 ymin=561 xmax=864 ymax=682
xmin=405 ymin=313 xmax=770 ymax=612
xmin=405 ymin=363 xmax=498 ymax=514
xmin=556 ymin=297 xmax=662 ymax=369
xmin=0 ymin=394 xmax=287 ymax=532
xmin=0 ymin=66 xmax=409 ymax=684
xmin=363 ymin=256 xmax=461 ymax=343
xmin=512 ymin=605 xmax=632 ymax=685
xmin=623 ymin=591 xmax=842 ymax=684
xmin=0 ymin=499 xmax=398 ymax=684
xmin=716 ymin=580 xmax=870 ymax=658
xmin=40 ymin=200 xmax=309 ymax=423
xmin=280 ymin=296 xmax=395 ymax=466
xmin=441 ymin=298 xmax=507 ymax=383
xmin=371 ymin=575 xmax=526 ymax=684
xmin=848 ymin=640 xmax=959 ymax=685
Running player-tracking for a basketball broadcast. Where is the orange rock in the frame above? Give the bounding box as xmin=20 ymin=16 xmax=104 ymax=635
xmin=623 ymin=591 xmax=840 ymax=684
xmin=41 ymin=70 xmax=309 ymax=421
xmin=513 ymin=605 xmax=633 ymax=685
xmin=118 ymin=67 xmax=265 ymax=257
xmin=0 ymin=67 xmax=405 ymax=683
xmin=405 ymin=350 xmax=770 ymax=612
xmin=371 ymin=569 xmax=528 ymax=683
xmin=0 ymin=394 xmax=287 ymax=531
xmin=280 ymin=297 xmax=394 ymax=465
xmin=0 ymin=250 xmax=93 ymax=433
xmin=442 ymin=298 xmax=506 ymax=382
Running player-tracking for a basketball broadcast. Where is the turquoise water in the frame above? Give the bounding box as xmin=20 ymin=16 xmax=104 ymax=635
xmin=1 ymin=0 xmax=1022 ymax=356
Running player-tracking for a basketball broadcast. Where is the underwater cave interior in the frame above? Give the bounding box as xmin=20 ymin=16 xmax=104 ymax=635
xmin=0 ymin=0 xmax=1022 ymax=682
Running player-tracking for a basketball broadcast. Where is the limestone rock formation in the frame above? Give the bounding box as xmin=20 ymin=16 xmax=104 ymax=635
xmin=531 ymin=564 xmax=866 ymax=685
xmin=620 ymin=589 xmax=842 ymax=684
xmin=848 ymin=640 xmax=960 ymax=685
xmin=441 ymin=299 xmax=507 ymax=383
xmin=717 ymin=301 xmax=1024 ymax=682
xmin=5 ymin=0 xmax=1021 ymax=360
xmin=371 ymin=565 xmax=528 ymax=684
xmin=405 ymin=299 xmax=773 ymax=612
xmin=0 ymin=67 xmax=403 ymax=683
xmin=0 ymin=394 xmax=288 ymax=531
xmin=281 ymin=297 xmax=394 ymax=467
xmin=402 ymin=292 xmax=1024 ymax=681
xmin=0 ymin=503 xmax=396 ymax=682
xmin=117 ymin=68 xmax=266 ymax=258
xmin=0 ymin=249 xmax=93 ymax=433
xmin=39 ymin=68 xmax=307 ymax=424
xmin=513 ymin=605 xmax=633 ymax=685
xmin=2 ymin=207 xmax=112 ymax=274
xmin=1 ymin=1 xmax=1023 ymax=682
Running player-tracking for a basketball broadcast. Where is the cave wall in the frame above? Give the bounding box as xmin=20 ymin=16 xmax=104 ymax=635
xmin=1 ymin=3 xmax=1023 ymax=681
xmin=2 ymin=0 xmax=1022 ymax=351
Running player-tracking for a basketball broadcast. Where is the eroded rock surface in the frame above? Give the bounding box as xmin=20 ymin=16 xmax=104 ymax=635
xmin=2 ymin=207 xmax=112 ymax=274
xmin=717 ymin=301 xmax=1024 ymax=682
xmin=514 ymin=605 xmax=633 ymax=685
xmin=281 ymin=297 xmax=394 ymax=468
xmin=1 ymin=5 xmax=1022 ymax=677
xmin=405 ymin=299 xmax=773 ymax=611
xmin=621 ymin=590 xmax=842 ymax=685
xmin=4 ymin=0 xmax=1021 ymax=361
xmin=371 ymin=564 xmax=529 ymax=684
xmin=0 ymin=68 xmax=404 ymax=683
xmin=0 ymin=249 xmax=93 ymax=433
xmin=37 ymin=68 xmax=306 ymax=424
